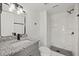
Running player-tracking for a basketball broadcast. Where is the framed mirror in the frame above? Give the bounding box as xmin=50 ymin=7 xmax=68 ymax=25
xmin=0 ymin=3 xmax=26 ymax=36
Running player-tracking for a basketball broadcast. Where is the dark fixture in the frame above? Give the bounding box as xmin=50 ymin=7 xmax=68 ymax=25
xmin=56 ymin=50 xmax=60 ymax=52
xmin=17 ymin=34 xmax=21 ymax=40
xmin=52 ymin=5 xmax=59 ymax=8
xmin=0 ymin=3 xmax=2 ymax=13
xmin=12 ymin=33 xmax=16 ymax=36
xmin=34 ymin=22 xmax=37 ymax=25
xmin=67 ymin=8 xmax=74 ymax=14
xmin=43 ymin=3 xmax=49 ymax=5
xmin=0 ymin=3 xmax=2 ymax=36
xmin=71 ymin=32 xmax=74 ymax=35
xmin=77 ymin=14 xmax=79 ymax=17
xmin=4 ymin=3 xmax=26 ymax=14
xmin=4 ymin=3 xmax=23 ymax=9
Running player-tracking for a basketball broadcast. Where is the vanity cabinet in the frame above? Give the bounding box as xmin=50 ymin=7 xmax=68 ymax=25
xmin=11 ymin=41 xmax=40 ymax=56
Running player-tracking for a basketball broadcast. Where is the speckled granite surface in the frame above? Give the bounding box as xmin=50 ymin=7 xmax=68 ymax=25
xmin=0 ymin=38 xmax=39 ymax=56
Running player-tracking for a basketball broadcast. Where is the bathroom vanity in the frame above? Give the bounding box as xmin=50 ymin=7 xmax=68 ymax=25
xmin=0 ymin=37 xmax=40 ymax=56
xmin=11 ymin=40 xmax=40 ymax=56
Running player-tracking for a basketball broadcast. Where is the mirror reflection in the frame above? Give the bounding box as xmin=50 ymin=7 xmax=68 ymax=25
xmin=0 ymin=3 xmax=26 ymax=36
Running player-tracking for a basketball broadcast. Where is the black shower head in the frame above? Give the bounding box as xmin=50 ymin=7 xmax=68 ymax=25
xmin=67 ymin=8 xmax=74 ymax=14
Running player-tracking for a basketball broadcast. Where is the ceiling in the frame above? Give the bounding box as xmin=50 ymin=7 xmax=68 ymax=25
xmin=20 ymin=3 xmax=75 ymax=14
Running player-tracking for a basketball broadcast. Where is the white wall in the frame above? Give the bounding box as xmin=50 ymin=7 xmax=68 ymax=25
xmin=26 ymin=10 xmax=40 ymax=40
xmin=39 ymin=10 xmax=47 ymax=46
xmin=78 ymin=4 xmax=79 ymax=56
xmin=74 ymin=3 xmax=79 ymax=56
xmin=47 ymin=13 xmax=52 ymax=47
xmin=47 ymin=4 xmax=79 ymax=55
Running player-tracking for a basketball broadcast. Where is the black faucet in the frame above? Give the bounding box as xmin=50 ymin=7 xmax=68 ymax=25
xmin=17 ymin=34 xmax=21 ymax=40
xmin=12 ymin=33 xmax=16 ymax=36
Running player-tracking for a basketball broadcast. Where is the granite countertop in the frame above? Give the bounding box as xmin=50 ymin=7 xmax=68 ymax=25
xmin=0 ymin=37 xmax=39 ymax=56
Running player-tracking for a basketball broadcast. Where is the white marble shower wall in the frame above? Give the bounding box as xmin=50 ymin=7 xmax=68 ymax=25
xmin=47 ymin=4 xmax=79 ymax=55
